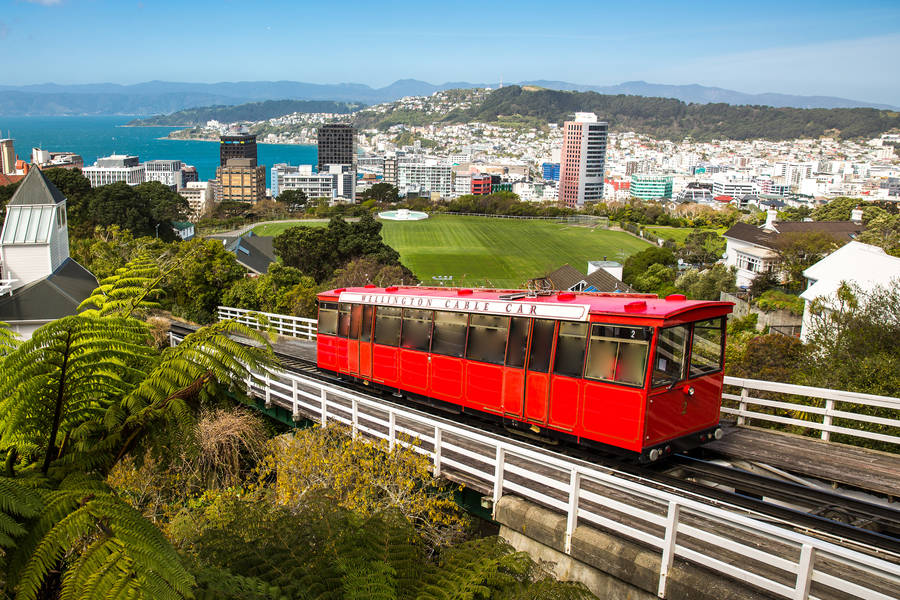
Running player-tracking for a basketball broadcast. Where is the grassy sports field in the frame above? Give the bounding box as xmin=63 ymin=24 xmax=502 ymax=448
xmin=644 ymin=225 xmax=725 ymax=243
xmin=254 ymin=215 xmax=651 ymax=287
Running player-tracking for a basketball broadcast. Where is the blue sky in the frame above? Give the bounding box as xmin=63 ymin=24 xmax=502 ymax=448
xmin=2 ymin=0 xmax=899 ymax=104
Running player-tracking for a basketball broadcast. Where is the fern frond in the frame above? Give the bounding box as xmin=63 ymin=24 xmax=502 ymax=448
xmin=79 ymin=255 xmax=166 ymax=319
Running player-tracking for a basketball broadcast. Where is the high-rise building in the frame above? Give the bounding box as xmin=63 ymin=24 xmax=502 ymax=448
xmin=558 ymin=113 xmax=607 ymax=208
xmin=179 ymin=181 xmax=214 ymax=218
xmin=383 ymin=156 xmax=398 ymax=186
xmin=219 ymin=131 xmax=257 ymax=167
xmin=397 ymin=160 xmax=452 ymax=198
xmin=541 ymin=162 xmax=560 ymax=181
xmin=216 ymin=158 xmax=266 ymax=203
xmin=0 ymin=138 xmax=16 ymax=176
xmin=144 ymin=160 xmax=184 ymax=190
xmin=82 ymin=155 xmax=145 ymax=187
xmin=271 ymin=163 xmax=335 ymax=200
xmin=317 ymin=124 xmax=357 ymax=173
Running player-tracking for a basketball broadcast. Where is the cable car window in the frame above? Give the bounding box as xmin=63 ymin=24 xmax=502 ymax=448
xmin=337 ymin=303 xmax=351 ymax=338
xmin=528 ymin=319 xmax=556 ymax=373
xmin=505 ymin=317 xmax=530 ymax=368
xmin=553 ymin=322 xmax=589 ymax=378
xmin=374 ymin=306 xmax=402 ymax=347
xmin=317 ymin=302 xmax=339 ymax=335
xmin=349 ymin=304 xmax=363 ymax=340
xmin=689 ymin=317 xmax=725 ymax=377
xmin=466 ymin=315 xmax=509 ymax=365
xmin=431 ymin=311 xmax=468 ymax=357
xmin=360 ymin=305 xmax=374 ymax=342
xmin=585 ymin=325 xmax=651 ymax=387
xmin=400 ymin=309 xmax=433 ymax=352
xmin=652 ymin=325 xmax=689 ymax=387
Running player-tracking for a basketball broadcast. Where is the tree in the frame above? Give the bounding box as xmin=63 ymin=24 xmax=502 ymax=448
xmin=775 ymin=231 xmax=839 ymax=291
xmin=630 ymin=263 xmax=677 ymax=295
xmin=622 ymin=246 xmax=676 ymax=286
xmin=802 ymin=281 xmax=900 ymax=398
xmin=674 ymin=264 xmax=737 ymax=300
xmin=857 ymin=213 xmax=900 ymax=255
xmin=273 ymin=214 xmax=405 ymax=283
xmin=0 ymin=258 xmax=274 ymax=600
xmin=331 ymin=257 xmax=418 ymax=288
xmin=164 ymin=239 xmax=247 ymax=323
xmin=810 ymin=197 xmax=864 ymax=221
xmin=87 ymin=181 xmax=160 ymax=238
xmin=275 ymin=188 xmax=308 ymax=211
xmin=677 ymin=231 xmax=725 ymax=266
xmin=135 ymin=181 xmax=191 ymax=240
xmin=361 ymin=182 xmax=400 ymax=204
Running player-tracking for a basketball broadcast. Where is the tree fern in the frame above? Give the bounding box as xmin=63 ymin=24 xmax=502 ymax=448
xmin=0 ymin=321 xmax=19 ymax=358
xmin=79 ymin=254 xmax=167 ymax=318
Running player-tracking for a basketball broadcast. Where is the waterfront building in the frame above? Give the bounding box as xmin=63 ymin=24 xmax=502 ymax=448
xmin=216 ymin=158 xmax=266 ymax=203
xmin=452 ymin=172 xmax=472 ymax=198
xmin=541 ymin=162 xmax=560 ymax=181
xmin=397 ymin=160 xmax=452 ymax=198
xmin=317 ymin=124 xmax=357 ymax=173
xmin=559 ymin=112 xmax=608 ymax=208
xmin=181 ymin=165 xmax=200 ymax=185
xmin=0 ymin=138 xmax=15 ymax=176
xmin=711 ymin=174 xmax=757 ymax=198
xmin=271 ymin=163 xmax=335 ymax=200
xmin=630 ymin=174 xmax=673 ymax=200
xmin=324 ymin=164 xmax=356 ymax=201
xmin=31 ymin=149 xmax=83 ymax=171
xmin=82 ymin=154 xmax=145 ymax=187
xmin=219 ymin=130 xmax=257 ymax=167
xmin=358 ymin=155 xmax=384 ymax=175
xmin=144 ymin=159 xmax=184 ymax=190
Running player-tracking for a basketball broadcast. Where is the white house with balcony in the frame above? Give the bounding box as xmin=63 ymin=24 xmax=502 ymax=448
xmin=799 ymin=241 xmax=900 ymax=341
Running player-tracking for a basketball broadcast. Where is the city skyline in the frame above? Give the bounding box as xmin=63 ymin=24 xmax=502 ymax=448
xmin=2 ymin=0 xmax=899 ymax=105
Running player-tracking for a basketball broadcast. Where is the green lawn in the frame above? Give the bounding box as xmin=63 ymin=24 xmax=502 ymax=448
xmin=255 ymin=215 xmax=651 ymax=287
xmin=644 ymin=226 xmax=726 ymax=243
xmin=253 ymin=220 xmax=328 ymax=236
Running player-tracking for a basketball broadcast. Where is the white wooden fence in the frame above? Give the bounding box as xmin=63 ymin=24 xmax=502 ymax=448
xmin=174 ymin=324 xmax=900 ymax=600
xmin=723 ymin=377 xmax=900 ymax=448
xmin=217 ymin=305 xmax=900 ymax=451
xmin=218 ymin=306 xmax=317 ymax=340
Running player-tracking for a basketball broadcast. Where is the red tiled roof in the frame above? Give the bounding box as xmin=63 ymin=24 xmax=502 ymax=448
xmin=0 ymin=173 xmax=24 ymax=187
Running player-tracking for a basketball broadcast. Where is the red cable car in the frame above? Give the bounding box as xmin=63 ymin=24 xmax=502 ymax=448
xmin=315 ymin=286 xmax=733 ymax=461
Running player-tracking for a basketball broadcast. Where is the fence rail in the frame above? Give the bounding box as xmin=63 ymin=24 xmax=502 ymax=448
xmin=217 ymin=305 xmax=900 ymax=451
xmin=218 ymin=306 xmax=317 ymax=340
xmin=723 ymin=377 xmax=900 ymax=448
xmin=170 ymin=328 xmax=900 ymax=600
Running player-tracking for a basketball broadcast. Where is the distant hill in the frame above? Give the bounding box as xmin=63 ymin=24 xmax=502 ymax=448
xmin=363 ymin=86 xmax=900 ymax=141
xmin=0 ymin=79 xmax=895 ymax=116
xmin=129 ymin=100 xmax=366 ymax=126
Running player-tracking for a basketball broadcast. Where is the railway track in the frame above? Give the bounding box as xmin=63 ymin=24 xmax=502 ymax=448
xmin=169 ymin=322 xmax=900 ymax=559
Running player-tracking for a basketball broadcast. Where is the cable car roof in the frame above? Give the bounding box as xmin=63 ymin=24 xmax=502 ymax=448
xmin=318 ymin=286 xmax=733 ymax=321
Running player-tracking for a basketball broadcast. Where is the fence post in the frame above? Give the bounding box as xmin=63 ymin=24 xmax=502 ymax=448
xmin=657 ymin=500 xmax=681 ymax=599
xmin=264 ymin=372 xmax=271 ymax=409
xmin=433 ymin=426 xmax=442 ymax=476
xmin=492 ymin=447 xmax=505 ymax=519
xmin=320 ymin=389 xmax=328 ymax=427
xmin=565 ymin=469 xmax=581 ymax=554
xmin=389 ymin=411 xmax=396 ymax=451
xmin=821 ymin=399 xmax=834 ymax=442
xmin=737 ymin=387 xmax=749 ymax=426
xmin=793 ymin=544 xmax=815 ymax=600
xmin=290 ymin=378 xmax=298 ymax=418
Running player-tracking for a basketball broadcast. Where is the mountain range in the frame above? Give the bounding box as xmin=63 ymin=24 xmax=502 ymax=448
xmin=0 ymin=80 xmax=896 ymax=117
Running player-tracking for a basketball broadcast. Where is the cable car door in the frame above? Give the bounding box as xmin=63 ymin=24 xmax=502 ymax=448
xmin=358 ymin=304 xmax=374 ymax=378
xmin=347 ymin=304 xmax=363 ymax=375
xmin=522 ymin=319 xmax=556 ymax=425
xmin=501 ymin=317 xmax=530 ymax=417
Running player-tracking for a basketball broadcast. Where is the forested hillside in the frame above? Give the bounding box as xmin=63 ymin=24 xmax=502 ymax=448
xmin=442 ymin=86 xmax=900 ymax=140
xmin=130 ymin=99 xmax=365 ymax=126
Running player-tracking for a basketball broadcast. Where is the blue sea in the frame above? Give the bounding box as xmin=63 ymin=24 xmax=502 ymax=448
xmin=0 ymin=116 xmax=317 ymax=188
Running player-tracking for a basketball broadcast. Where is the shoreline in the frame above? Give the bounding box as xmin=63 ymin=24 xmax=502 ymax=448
xmin=154 ymin=135 xmax=315 ymax=147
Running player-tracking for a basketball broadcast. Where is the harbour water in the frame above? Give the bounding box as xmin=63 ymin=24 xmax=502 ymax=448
xmin=0 ymin=116 xmax=317 ymax=188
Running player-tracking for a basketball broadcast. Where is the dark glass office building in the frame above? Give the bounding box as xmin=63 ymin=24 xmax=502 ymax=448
xmin=220 ymin=132 xmax=258 ymax=167
xmin=317 ymin=124 xmax=357 ymax=173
